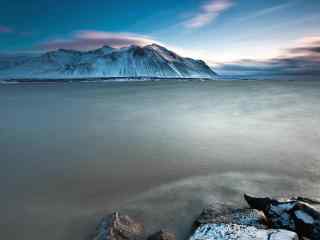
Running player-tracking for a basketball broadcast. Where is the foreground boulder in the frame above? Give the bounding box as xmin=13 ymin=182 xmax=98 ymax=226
xmin=147 ymin=230 xmax=176 ymax=240
xmin=244 ymin=194 xmax=320 ymax=239
xmin=91 ymin=212 xmax=144 ymax=240
xmin=194 ymin=204 xmax=267 ymax=229
xmin=190 ymin=223 xmax=298 ymax=240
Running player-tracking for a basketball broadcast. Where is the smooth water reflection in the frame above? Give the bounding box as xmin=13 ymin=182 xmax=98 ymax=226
xmin=0 ymin=80 xmax=319 ymax=239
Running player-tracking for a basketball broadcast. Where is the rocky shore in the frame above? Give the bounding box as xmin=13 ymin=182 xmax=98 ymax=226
xmin=90 ymin=194 xmax=320 ymax=240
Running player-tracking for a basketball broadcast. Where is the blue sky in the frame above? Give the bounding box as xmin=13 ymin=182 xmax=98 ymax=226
xmin=0 ymin=0 xmax=320 ymax=65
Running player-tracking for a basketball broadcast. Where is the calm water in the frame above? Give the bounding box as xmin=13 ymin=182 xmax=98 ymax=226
xmin=1 ymin=80 xmax=320 ymax=240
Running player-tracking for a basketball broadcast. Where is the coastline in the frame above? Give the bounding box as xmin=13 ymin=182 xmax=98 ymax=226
xmin=1 ymin=76 xmax=318 ymax=84
xmin=90 ymin=194 xmax=320 ymax=240
xmin=0 ymin=77 xmax=216 ymax=84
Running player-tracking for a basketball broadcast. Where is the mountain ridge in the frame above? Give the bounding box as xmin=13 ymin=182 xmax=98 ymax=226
xmin=0 ymin=44 xmax=217 ymax=79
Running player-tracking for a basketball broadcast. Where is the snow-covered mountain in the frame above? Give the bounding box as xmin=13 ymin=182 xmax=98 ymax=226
xmin=0 ymin=44 xmax=216 ymax=79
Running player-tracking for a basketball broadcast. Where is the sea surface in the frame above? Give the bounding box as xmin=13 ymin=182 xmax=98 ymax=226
xmin=1 ymin=80 xmax=320 ymax=240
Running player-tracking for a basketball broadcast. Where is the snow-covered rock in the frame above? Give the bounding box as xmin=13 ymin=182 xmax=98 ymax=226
xmin=0 ymin=44 xmax=216 ymax=79
xmin=190 ymin=223 xmax=298 ymax=240
xmin=244 ymin=194 xmax=320 ymax=240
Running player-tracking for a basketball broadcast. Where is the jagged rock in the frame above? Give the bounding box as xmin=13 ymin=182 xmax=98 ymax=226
xmin=147 ymin=230 xmax=176 ymax=240
xmin=194 ymin=204 xmax=267 ymax=229
xmin=190 ymin=223 xmax=298 ymax=240
xmin=244 ymin=194 xmax=320 ymax=240
xmin=91 ymin=212 xmax=144 ymax=240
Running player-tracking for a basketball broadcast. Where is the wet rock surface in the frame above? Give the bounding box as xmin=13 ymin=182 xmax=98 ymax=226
xmin=194 ymin=204 xmax=267 ymax=229
xmin=190 ymin=223 xmax=298 ymax=240
xmin=244 ymin=194 xmax=320 ymax=240
xmin=91 ymin=212 xmax=144 ymax=240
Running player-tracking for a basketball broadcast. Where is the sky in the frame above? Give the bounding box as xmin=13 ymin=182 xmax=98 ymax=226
xmin=0 ymin=0 xmax=320 ymax=74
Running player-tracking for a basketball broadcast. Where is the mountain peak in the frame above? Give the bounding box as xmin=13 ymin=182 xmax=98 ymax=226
xmin=43 ymin=49 xmax=80 ymax=57
xmin=56 ymin=48 xmax=80 ymax=53
xmin=101 ymin=45 xmax=114 ymax=50
xmin=144 ymin=44 xmax=182 ymax=62
xmin=89 ymin=45 xmax=115 ymax=55
xmin=128 ymin=44 xmax=143 ymax=49
xmin=145 ymin=43 xmax=165 ymax=49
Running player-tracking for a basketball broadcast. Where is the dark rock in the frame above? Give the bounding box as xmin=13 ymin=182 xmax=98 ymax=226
xmin=244 ymin=194 xmax=272 ymax=212
xmin=91 ymin=212 xmax=144 ymax=240
xmin=147 ymin=230 xmax=176 ymax=240
xmin=244 ymin=194 xmax=320 ymax=240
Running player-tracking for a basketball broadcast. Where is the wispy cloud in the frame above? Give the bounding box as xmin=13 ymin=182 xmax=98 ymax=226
xmin=184 ymin=0 xmax=234 ymax=28
xmin=237 ymin=1 xmax=297 ymax=23
xmin=0 ymin=25 xmax=13 ymax=34
xmin=216 ymin=36 xmax=320 ymax=76
xmin=37 ymin=31 xmax=158 ymax=51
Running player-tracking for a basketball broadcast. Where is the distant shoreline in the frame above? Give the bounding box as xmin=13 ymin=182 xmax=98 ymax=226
xmin=1 ymin=76 xmax=318 ymax=84
xmin=0 ymin=77 xmax=217 ymax=84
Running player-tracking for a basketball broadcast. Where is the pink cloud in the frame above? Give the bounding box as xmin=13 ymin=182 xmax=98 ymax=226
xmin=299 ymin=36 xmax=320 ymax=45
xmin=0 ymin=25 xmax=13 ymax=33
xmin=37 ymin=31 xmax=158 ymax=51
xmin=283 ymin=36 xmax=320 ymax=59
xmin=185 ymin=0 xmax=234 ymax=28
xmin=216 ymin=35 xmax=320 ymax=76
